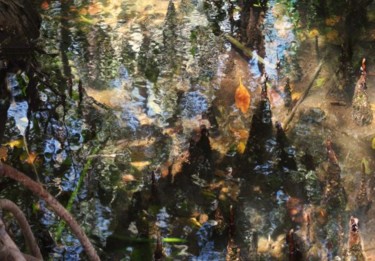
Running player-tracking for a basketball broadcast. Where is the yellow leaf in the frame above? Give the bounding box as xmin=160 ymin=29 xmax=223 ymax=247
xmin=372 ymin=137 xmax=375 ymax=150
xmin=326 ymin=30 xmax=339 ymax=42
xmin=189 ymin=217 xmax=202 ymax=228
xmin=235 ymin=79 xmax=251 ymax=113
xmin=131 ymin=161 xmax=151 ymax=171
xmin=362 ymin=158 xmax=371 ymax=174
xmin=230 ymin=127 xmax=249 ymax=139
xmin=315 ymin=77 xmax=326 ymax=88
xmin=79 ymin=15 xmax=98 ymax=25
xmin=309 ymin=28 xmax=319 ymax=38
xmin=325 ymin=16 xmax=340 ymax=26
xmin=292 ymin=91 xmax=302 ymax=101
xmin=237 ymin=142 xmax=246 ymax=154
xmin=2 ymin=139 xmax=24 ymax=149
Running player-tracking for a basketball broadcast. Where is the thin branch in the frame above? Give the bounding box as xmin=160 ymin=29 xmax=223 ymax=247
xmin=0 ymin=163 xmax=100 ymax=261
xmin=282 ymin=60 xmax=324 ymax=130
xmin=224 ymin=34 xmax=277 ymax=69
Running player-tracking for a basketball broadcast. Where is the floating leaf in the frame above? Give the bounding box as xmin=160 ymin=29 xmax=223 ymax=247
xmin=235 ymin=79 xmax=251 ymax=113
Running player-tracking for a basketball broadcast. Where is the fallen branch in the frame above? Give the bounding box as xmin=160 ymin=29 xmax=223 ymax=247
xmin=0 ymin=199 xmax=42 ymax=260
xmin=0 ymin=163 xmax=100 ymax=261
xmin=282 ymin=60 xmax=324 ymax=130
xmin=224 ymin=34 xmax=276 ymax=69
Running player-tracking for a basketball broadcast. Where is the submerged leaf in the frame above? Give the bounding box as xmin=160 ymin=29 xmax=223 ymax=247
xmin=235 ymin=79 xmax=251 ymax=113
xmin=325 ymin=16 xmax=341 ymax=26
xmin=0 ymin=147 xmax=8 ymax=161
xmin=41 ymin=0 xmax=49 ymax=10
xmin=2 ymin=139 xmax=24 ymax=149
xmin=25 ymin=152 xmax=38 ymax=165
xmin=309 ymin=28 xmax=319 ymax=38
xmin=163 ymin=238 xmax=188 ymax=243
xmin=88 ymin=3 xmax=101 ymax=16
xmin=292 ymin=91 xmax=302 ymax=101
xmin=189 ymin=217 xmax=202 ymax=227
xmin=122 ymin=174 xmax=135 ymax=182
xmin=237 ymin=142 xmax=246 ymax=154
xmin=130 ymin=161 xmax=151 ymax=171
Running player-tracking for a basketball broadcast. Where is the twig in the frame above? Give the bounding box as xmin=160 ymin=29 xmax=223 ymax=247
xmin=0 ymin=163 xmax=100 ymax=261
xmin=87 ymin=153 xmax=127 ymax=159
xmin=0 ymin=199 xmax=42 ymax=260
xmin=282 ymin=60 xmax=324 ymax=130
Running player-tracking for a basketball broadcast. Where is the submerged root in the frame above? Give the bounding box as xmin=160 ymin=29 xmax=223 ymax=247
xmin=0 ymin=199 xmax=42 ymax=260
xmin=0 ymin=163 xmax=100 ymax=261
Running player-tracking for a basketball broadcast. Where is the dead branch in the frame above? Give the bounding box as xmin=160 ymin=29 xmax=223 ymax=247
xmin=224 ymin=34 xmax=276 ymax=69
xmin=0 ymin=199 xmax=42 ymax=260
xmin=282 ymin=61 xmax=324 ymax=130
xmin=0 ymin=163 xmax=100 ymax=261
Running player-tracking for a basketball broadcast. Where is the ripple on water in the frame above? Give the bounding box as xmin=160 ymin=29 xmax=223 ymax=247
xmin=179 ymin=90 xmax=208 ymax=118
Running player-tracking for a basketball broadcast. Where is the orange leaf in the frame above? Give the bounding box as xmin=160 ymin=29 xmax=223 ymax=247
xmin=122 ymin=174 xmax=135 ymax=182
xmin=79 ymin=8 xmax=88 ymax=15
xmin=41 ymin=0 xmax=49 ymax=10
xmin=25 ymin=152 xmax=38 ymax=165
xmin=88 ymin=3 xmax=101 ymax=15
xmin=235 ymin=79 xmax=251 ymax=113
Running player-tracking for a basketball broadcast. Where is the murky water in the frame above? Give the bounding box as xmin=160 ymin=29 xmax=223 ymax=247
xmin=2 ymin=0 xmax=375 ymax=260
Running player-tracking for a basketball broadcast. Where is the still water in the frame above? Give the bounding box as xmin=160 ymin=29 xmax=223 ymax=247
xmin=3 ymin=0 xmax=375 ymax=260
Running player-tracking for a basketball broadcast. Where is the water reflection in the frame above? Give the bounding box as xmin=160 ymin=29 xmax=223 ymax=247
xmin=2 ymin=0 xmax=375 ymax=260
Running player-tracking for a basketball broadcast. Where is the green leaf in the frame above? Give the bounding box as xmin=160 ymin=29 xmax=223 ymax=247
xmin=163 ymin=238 xmax=187 ymax=243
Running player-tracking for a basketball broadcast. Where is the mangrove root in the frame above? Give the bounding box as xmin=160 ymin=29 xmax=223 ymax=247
xmin=0 ymin=199 xmax=42 ymax=260
xmin=0 ymin=163 xmax=100 ymax=261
